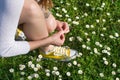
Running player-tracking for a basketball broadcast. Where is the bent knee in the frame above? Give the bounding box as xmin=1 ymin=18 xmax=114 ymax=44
xmin=21 ymin=0 xmax=44 ymax=21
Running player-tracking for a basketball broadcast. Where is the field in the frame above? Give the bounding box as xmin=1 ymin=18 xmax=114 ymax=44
xmin=0 ymin=0 xmax=120 ymax=80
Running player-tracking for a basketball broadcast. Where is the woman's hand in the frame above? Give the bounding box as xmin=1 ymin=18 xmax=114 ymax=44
xmin=56 ymin=20 xmax=70 ymax=34
xmin=50 ymin=30 xmax=65 ymax=46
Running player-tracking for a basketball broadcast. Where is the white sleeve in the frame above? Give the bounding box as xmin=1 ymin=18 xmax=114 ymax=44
xmin=0 ymin=0 xmax=30 ymax=57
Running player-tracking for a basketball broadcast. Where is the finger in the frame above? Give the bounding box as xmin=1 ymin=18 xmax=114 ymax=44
xmin=57 ymin=30 xmax=64 ymax=35
xmin=62 ymin=23 xmax=70 ymax=33
xmin=60 ymin=34 xmax=64 ymax=40
xmin=65 ymin=29 xmax=70 ymax=34
xmin=60 ymin=34 xmax=65 ymax=44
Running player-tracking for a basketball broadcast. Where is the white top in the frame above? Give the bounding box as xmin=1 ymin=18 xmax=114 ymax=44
xmin=0 ymin=0 xmax=30 ymax=57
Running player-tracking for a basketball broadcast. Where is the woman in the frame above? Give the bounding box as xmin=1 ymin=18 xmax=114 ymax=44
xmin=0 ymin=0 xmax=78 ymax=61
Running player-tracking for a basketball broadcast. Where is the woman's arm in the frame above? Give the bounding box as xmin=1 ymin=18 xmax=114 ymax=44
xmin=28 ymin=30 xmax=65 ymax=51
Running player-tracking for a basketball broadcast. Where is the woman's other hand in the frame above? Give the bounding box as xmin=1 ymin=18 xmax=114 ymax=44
xmin=50 ymin=30 xmax=65 ymax=46
xmin=56 ymin=20 xmax=70 ymax=34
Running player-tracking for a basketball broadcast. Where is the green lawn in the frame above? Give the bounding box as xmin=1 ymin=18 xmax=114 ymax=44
xmin=0 ymin=0 xmax=120 ymax=80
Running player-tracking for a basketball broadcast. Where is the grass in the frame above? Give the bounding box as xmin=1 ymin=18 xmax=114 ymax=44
xmin=0 ymin=0 xmax=120 ymax=80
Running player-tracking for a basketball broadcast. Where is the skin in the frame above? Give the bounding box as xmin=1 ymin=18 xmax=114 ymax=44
xmin=19 ymin=0 xmax=69 ymax=52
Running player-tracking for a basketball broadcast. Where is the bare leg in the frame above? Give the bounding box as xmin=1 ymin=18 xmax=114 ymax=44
xmin=45 ymin=14 xmax=57 ymax=33
xmin=19 ymin=0 xmax=53 ymax=52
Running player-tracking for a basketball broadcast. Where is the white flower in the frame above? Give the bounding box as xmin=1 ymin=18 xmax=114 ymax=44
xmin=86 ymin=46 xmax=91 ymax=50
xmin=20 ymin=72 xmax=25 ymax=75
xmin=62 ymin=8 xmax=67 ymax=13
xmin=53 ymin=67 xmax=58 ymax=71
xmin=84 ymin=32 xmax=88 ymax=36
xmin=34 ymin=73 xmax=39 ymax=78
xmin=86 ymin=24 xmax=90 ymax=28
xmin=106 ymin=13 xmax=110 ymax=16
xmin=31 ymin=64 xmax=35 ymax=69
xmin=96 ymin=19 xmax=100 ymax=23
xmin=81 ymin=15 xmax=84 ymax=18
xmin=118 ymin=19 xmax=120 ymax=23
xmin=100 ymin=34 xmax=104 ymax=37
xmin=56 ymin=13 xmax=60 ymax=16
xmin=99 ymin=44 xmax=103 ymax=48
xmin=99 ymin=73 xmax=104 ymax=77
xmin=34 ymin=67 xmax=38 ymax=72
xmin=56 ymin=13 xmax=62 ymax=17
xmin=92 ymin=31 xmax=96 ymax=34
xmin=77 ymin=64 xmax=81 ymax=67
xmin=107 ymin=52 xmax=111 ymax=56
xmin=90 ymin=52 xmax=93 ymax=54
xmin=78 ymin=70 xmax=83 ymax=74
xmin=66 ymin=3 xmax=70 ymax=6
xmin=52 ymin=71 xmax=56 ymax=75
xmin=101 ymin=3 xmax=105 ymax=8
xmin=112 ymin=71 xmax=116 ymax=75
xmin=82 ymin=44 xmax=86 ymax=48
xmin=97 ymin=7 xmax=103 ymax=10
xmin=109 ymin=35 xmax=114 ymax=39
xmin=102 ymin=19 xmax=106 ymax=22
xmin=77 ymin=52 xmax=83 ymax=57
xmin=69 ymin=36 xmax=74 ymax=41
xmin=86 ymin=3 xmax=90 ymax=7
xmin=76 ymin=16 xmax=79 ymax=19
xmin=59 ymin=78 xmax=62 ymax=80
xmin=103 ymin=27 xmax=106 ymax=30
xmin=36 ymin=64 xmax=41 ymax=69
xmin=55 ymin=71 xmax=60 ymax=76
xmin=45 ymin=69 xmax=50 ymax=73
xmin=65 ymin=14 xmax=69 ymax=17
xmin=106 ymin=47 xmax=111 ymax=51
xmin=72 ymin=21 xmax=79 ymax=25
xmin=9 ymin=68 xmax=14 ymax=73
xmin=102 ymin=49 xmax=108 ymax=53
xmin=101 ymin=5 xmax=104 ymax=8
xmin=28 ymin=61 xmax=32 ymax=67
xmin=84 ymin=13 xmax=88 ymax=16
xmin=66 ymin=72 xmax=71 ymax=76
xmin=38 ymin=55 xmax=43 ymax=59
xmin=77 ymin=36 xmax=83 ymax=42
xmin=101 ymin=4 xmax=105 ymax=8
xmin=27 ymin=76 xmax=32 ymax=80
xmin=68 ymin=18 xmax=72 ymax=22
xmin=19 ymin=64 xmax=26 ymax=70
xmin=46 ymin=73 xmax=50 ymax=77
xmin=94 ymin=48 xmax=98 ymax=54
xmin=103 ymin=57 xmax=107 ymax=61
xmin=116 ymin=77 xmax=120 ymax=80
xmin=104 ymin=60 xmax=108 ymax=65
xmin=92 ymin=7 xmax=95 ymax=11
xmin=112 ymin=63 xmax=117 ymax=68
xmin=102 ymin=3 xmax=105 ymax=6
xmin=73 ymin=61 xmax=77 ymax=65
xmin=36 ymin=58 xmax=41 ymax=62
xmin=60 ymin=1 xmax=63 ymax=3
xmin=67 ymin=63 xmax=72 ymax=67
xmin=90 ymin=25 xmax=94 ymax=28
xmin=59 ymin=75 xmax=62 ymax=78
xmin=73 ymin=7 xmax=77 ymax=10
xmin=95 ymin=42 xmax=100 ymax=46
xmin=115 ymin=33 xmax=119 ymax=37
xmin=87 ymin=38 xmax=90 ymax=42
xmin=56 ymin=7 xmax=60 ymax=10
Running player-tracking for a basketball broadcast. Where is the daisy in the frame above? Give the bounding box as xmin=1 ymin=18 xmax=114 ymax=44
xmin=9 ymin=68 xmax=14 ymax=73
xmin=66 ymin=72 xmax=71 ymax=76
xmin=99 ymin=73 xmax=104 ymax=77
xmin=78 ymin=70 xmax=83 ymax=74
